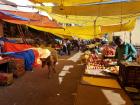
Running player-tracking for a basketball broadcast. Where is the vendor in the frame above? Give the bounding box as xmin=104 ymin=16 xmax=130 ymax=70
xmin=114 ymin=37 xmax=137 ymax=62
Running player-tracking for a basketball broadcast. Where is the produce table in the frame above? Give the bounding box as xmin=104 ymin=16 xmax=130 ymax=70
xmin=84 ymin=64 xmax=119 ymax=78
xmin=119 ymin=61 xmax=140 ymax=87
xmin=76 ymin=50 xmax=134 ymax=105
xmin=84 ymin=69 xmax=111 ymax=77
xmin=75 ymin=84 xmax=133 ymax=105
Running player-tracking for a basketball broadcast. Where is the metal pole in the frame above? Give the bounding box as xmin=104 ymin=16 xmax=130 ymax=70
xmin=130 ymin=32 xmax=132 ymax=44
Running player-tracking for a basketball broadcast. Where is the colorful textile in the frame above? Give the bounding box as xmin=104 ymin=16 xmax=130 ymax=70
xmin=9 ymin=50 xmax=35 ymax=71
xmin=3 ymin=42 xmax=39 ymax=66
xmin=0 ymin=10 xmax=31 ymax=21
xmin=38 ymin=1 xmax=140 ymax=16
xmin=30 ymin=0 xmax=109 ymax=6
xmin=2 ymin=10 xmax=61 ymax=28
xmin=0 ymin=37 xmax=16 ymax=43
xmin=4 ymin=42 xmax=32 ymax=52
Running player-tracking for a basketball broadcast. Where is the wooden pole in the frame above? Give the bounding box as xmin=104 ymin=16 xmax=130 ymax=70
xmin=130 ymin=32 xmax=132 ymax=44
xmin=0 ymin=20 xmax=4 ymax=37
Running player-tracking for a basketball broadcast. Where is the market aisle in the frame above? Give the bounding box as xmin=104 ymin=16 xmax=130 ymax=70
xmin=0 ymin=51 xmax=84 ymax=105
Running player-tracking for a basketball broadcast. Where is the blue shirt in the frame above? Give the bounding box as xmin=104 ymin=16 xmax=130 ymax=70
xmin=115 ymin=42 xmax=137 ymax=62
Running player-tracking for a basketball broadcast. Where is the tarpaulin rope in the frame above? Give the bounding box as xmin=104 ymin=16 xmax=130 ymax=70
xmin=17 ymin=25 xmax=28 ymax=44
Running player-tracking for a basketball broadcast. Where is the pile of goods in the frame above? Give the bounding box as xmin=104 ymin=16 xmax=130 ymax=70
xmin=86 ymin=52 xmax=105 ymax=69
xmin=86 ymin=62 xmax=105 ymax=70
xmin=103 ymin=59 xmax=117 ymax=66
xmin=105 ymin=66 xmax=119 ymax=74
xmin=81 ymin=51 xmax=91 ymax=64
xmin=102 ymin=45 xmax=116 ymax=57
xmin=86 ymin=54 xmax=105 ymax=75
xmin=83 ymin=44 xmax=119 ymax=76
xmin=85 ymin=50 xmax=119 ymax=75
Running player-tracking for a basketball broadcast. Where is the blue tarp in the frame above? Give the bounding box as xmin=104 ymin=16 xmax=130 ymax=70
xmin=9 ymin=49 xmax=35 ymax=71
xmin=0 ymin=37 xmax=16 ymax=43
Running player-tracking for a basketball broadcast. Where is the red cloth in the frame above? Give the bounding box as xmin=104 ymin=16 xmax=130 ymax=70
xmin=4 ymin=42 xmax=32 ymax=52
xmin=3 ymin=42 xmax=40 ymax=67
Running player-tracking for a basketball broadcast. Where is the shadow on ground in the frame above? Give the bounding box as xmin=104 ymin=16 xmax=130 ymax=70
xmin=0 ymin=52 xmax=84 ymax=105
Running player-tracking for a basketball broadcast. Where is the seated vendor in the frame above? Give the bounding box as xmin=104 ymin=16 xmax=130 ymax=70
xmin=114 ymin=37 xmax=137 ymax=62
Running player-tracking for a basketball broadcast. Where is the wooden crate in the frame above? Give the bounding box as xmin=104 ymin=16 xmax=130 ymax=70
xmin=0 ymin=73 xmax=13 ymax=85
xmin=8 ymin=59 xmax=25 ymax=77
xmin=119 ymin=62 xmax=140 ymax=87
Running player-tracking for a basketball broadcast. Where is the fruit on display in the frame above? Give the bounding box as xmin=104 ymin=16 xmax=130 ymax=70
xmin=86 ymin=63 xmax=105 ymax=71
xmin=103 ymin=59 xmax=117 ymax=66
xmin=84 ymin=47 xmax=118 ymax=74
xmin=106 ymin=66 xmax=119 ymax=74
xmin=87 ymin=54 xmax=99 ymax=63
xmin=81 ymin=51 xmax=91 ymax=64
xmin=102 ymin=45 xmax=115 ymax=57
xmin=85 ymin=54 xmax=90 ymax=59
xmin=83 ymin=51 xmax=91 ymax=60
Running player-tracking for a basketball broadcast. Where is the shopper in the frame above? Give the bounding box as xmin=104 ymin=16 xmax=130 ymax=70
xmin=62 ymin=40 xmax=67 ymax=55
xmin=114 ymin=37 xmax=137 ymax=62
xmin=66 ymin=40 xmax=71 ymax=55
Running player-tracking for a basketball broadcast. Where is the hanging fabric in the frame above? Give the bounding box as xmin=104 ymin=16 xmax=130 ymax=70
xmin=29 ymin=0 xmax=110 ymax=6
xmin=36 ymin=1 xmax=140 ymax=16
xmin=17 ymin=25 xmax=28 ymax=44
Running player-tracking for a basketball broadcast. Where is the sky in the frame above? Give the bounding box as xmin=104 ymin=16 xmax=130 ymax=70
xmin=7 ymin=0 xmax=37 ymax=12
xmin=7 ymin=0 xmax=33 ymax=6
xmin=6 ymin=0 xmax=52 ymax=19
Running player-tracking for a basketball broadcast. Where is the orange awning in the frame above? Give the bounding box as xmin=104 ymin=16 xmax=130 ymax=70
xmin=1 ymin=10 xmax=61 ymax=28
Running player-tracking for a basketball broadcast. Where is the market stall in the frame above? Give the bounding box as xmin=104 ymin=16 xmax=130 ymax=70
xmin=75 ymin=43 xmax=136 ymax=104
xmin=82 ymin=44 xmax=119 ymax=76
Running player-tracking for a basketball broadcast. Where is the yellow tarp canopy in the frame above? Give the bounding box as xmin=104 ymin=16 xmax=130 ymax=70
xmin=28 ymin=25 xmax=101 ymax=36
xmin=37 ymin=1 xmax=140 ymax=16
xmin=48 ymin=13 xmax=135 ymax=26
xmin=55 ymin=34 xmax=73 ymax=39
xmin=28 ymin=25 xmax=101 ymax=39
xmin=27 ymin=18 xmax=135 ymax=39
xmin=53 ymin=33 xmax=96 ymax=40
xmin=101 ymin=19 xmax=136 ymax=33
xmin=30 ymin=0 xmax=109 ymax=6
